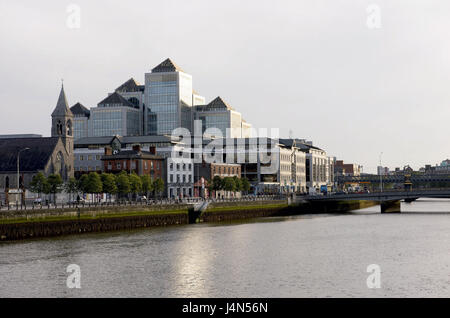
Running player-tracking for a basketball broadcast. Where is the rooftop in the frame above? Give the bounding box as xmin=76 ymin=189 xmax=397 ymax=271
xmin=0 ymin=137 xmax=60 ymax=172
xmin=151 ymin=58 xmax=184 ymax=73
xmin=98 ymin=92 xmax=137 ymax=108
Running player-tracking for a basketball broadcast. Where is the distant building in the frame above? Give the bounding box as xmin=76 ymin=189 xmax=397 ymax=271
xmin=377 ymin=166 xmax=389 ymax=176
xmin=145 ymin=58 xmax=198 ymax=135
xmin=193 ymin=97 xmax=252 ymax=138
xmin=335 ymin=160 xmax=362 ymax=176
xmin=70 ymin=103 xmax=90 ymax=140
xmin=71 ymin=58 xmax=252 ymax=138
xmin=89 ymin=92 xmax=142 ymax=137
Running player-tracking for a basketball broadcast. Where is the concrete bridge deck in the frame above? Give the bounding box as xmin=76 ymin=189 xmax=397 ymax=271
xmin=296 ymin=190 xmax=450 ymax=213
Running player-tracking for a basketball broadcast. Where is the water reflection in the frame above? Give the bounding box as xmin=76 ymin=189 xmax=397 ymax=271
xmin=1 ymin=199 xmax=450 ymax=297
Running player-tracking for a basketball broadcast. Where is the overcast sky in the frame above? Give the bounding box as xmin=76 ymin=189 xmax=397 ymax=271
xmin=1 ymin=0 xmax=449 ymax=173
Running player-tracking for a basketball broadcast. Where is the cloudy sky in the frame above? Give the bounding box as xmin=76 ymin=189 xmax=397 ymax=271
xmin=1 ymin=0 xmax=449 ymax=173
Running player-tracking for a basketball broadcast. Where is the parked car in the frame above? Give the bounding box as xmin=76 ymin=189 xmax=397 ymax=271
xmin=137 ymin=195 xmax=148 ymax=202
xmin=70 ymin=198 xmax=86 ymax=204
xmin=33 ymin=198 xmax=42 ymax=205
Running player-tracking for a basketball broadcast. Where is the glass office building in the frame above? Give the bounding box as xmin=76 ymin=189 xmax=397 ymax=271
xmin=145 ymin=58 xmax=195 ymax=135
xmin=89 ymin=92 xmax=141 ymax=137
xmin=194 ymin=96 xmax=251 ymax=138
xmin=70 ymin=103 xmax=90 ymax=141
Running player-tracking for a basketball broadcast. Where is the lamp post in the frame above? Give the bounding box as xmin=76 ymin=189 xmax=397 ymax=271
xmin=379 ymin=152 xmax=383 ymax=193
xmin=16 ymin=147 xmax=30 ymax=206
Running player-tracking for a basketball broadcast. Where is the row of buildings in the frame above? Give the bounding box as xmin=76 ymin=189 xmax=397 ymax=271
xmin=0 ymin=58 xmax=343 ymax=203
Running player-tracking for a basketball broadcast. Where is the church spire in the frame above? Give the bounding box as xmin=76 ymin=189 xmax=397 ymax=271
xmin=51 ymin=82 xmax=73 ymax=117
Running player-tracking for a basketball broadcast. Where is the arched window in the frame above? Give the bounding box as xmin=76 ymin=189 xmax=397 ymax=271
xmin=66 ymin=120 xmax=72 ymax=136
xmin=57 ymin=120 xmax=63 ymax=135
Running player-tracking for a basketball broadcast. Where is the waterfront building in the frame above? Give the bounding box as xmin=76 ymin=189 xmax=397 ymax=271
xmin=102 ymin=145 xmax=164 ymax=180
xmin=73 ymin=135 xmax=186 ymax=178
xmin=280 ymin=139 xmax=331 ymax=193
xmin=193 ymin=162 xmax=242 ymax=197
xmin=165 ymin=157 xmax=194 ymax=198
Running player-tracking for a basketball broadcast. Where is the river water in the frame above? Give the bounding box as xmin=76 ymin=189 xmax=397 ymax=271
xmin=1 ymin=199 xmax=450 ymax=298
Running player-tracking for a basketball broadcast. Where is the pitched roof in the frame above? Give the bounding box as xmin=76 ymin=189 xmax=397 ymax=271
xmin=0 ymin=137 xmax=60 ymax=172
xmin=70 ymin=102 xmax=90 ymax=117
xmin=151 ymin=58 xmax=184 ymax=73
xmin=102 ymin=149 xmax=163 ymax=160
xmin=206 ymin=96 xmax=234 ymax=111
xmin=115 ymin=78 xmax=144 ymax=93
xmin=98 ymin=92 xmax=136 ymax=108
xmin=52 ymin=84 xmax=73 ymax=117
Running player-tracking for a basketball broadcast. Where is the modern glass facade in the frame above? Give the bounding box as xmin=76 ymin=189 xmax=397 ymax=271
xmin=90 ymin=107 xmax=140 ymax=137
xmin=73 ymin=117 xmax=88 ymax=140
xmin=145 ymin=71 xmax=193 ymax=135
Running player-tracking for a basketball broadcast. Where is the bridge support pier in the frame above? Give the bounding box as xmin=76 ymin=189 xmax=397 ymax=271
xmin=380 ymin=200 xmax=401 ymax=213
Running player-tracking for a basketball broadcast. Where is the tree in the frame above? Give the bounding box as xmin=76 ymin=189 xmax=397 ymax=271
xmin=30 ymin=172 xmax=47 ymax=198
xmin=141 ymin=175 xmax=153 ymax=198
xmin=211 ymin=176 xmax=224 ymax=198
xmin=129 ymin=173 xmax=142 ymax=201
xmin=47 ymin=174 xmax=63 ymax=203
xmin=153 ymin=178 xmax=165 ymax=198
xmin=241 ymin=177 xmax=251 ymax=194
xmin=223 ymin=177 xmax=236 ymax=197
xmin=101 ymin=173 xmax=117 ymax=202
xmin=233 ymin=176 xmax=242 ymax=194
xmin=87 ymin=172 xmax=103 ymax=202
xmin=78 ymin=174 xmax=89 ymax=195
xmin=116 ymin=171 xmax=131 ymax=200
xmin=65 ymin=177 xmax=79 ymax=203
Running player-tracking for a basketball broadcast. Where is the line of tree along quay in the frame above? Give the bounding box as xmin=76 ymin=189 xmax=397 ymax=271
xmin=0 ymin=200 xmax=379 ymax=241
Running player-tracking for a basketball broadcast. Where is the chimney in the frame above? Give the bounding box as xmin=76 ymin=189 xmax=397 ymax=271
xmin=105 ymin=146 xmax=112 ymax=155
xmin=132 ymin=144 xmax=141 ymax=152
xmin=149 ymin=146 xmax=156 ymax=155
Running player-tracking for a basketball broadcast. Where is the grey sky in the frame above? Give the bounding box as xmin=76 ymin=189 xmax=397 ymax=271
xmin=1 ymin=0 xmax=449 ymax=173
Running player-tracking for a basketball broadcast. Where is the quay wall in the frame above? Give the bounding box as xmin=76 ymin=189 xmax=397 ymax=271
xmin=0 ymin=200 xmax=379 ymax=241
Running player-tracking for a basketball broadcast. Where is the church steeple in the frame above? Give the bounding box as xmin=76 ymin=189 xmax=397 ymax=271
xmin=51 ymin=83 xmax=73 ymax=118
xmin=51 ymin=83 xmax=74 ymax=152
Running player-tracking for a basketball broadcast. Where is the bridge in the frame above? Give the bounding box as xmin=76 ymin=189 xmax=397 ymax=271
xmin=296 ymin=189 xmax=450 ymax=213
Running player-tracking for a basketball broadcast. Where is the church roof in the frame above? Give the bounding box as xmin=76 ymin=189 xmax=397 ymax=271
xmin=98 ymin=92 xmax=136 ymax=108
xmin=115 ymin=78 xmax=144 ymax=93
xmin=70 ymin=103 xmax=90 ymax=117
xmin=151 ymin=58 xmax=184 ymax=73
xmin=52 ymin=84 xmax=73 ymax=117
xmin=0 ymin=137 xmax=60 ymax=172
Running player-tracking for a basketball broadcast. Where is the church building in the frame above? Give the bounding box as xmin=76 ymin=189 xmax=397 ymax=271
xmin=0 ymin=85 xmax=75 ymax=204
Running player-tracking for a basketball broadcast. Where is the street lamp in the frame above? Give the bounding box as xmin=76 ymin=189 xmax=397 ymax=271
xmin=379 ymin=152 xmax=383 ymax=193
xmin=17 ymin=147 xmax=30 ymax=205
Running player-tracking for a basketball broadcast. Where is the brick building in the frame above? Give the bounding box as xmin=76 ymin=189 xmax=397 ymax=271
xmin=101 ymin=145 xmax=164 ymax=179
